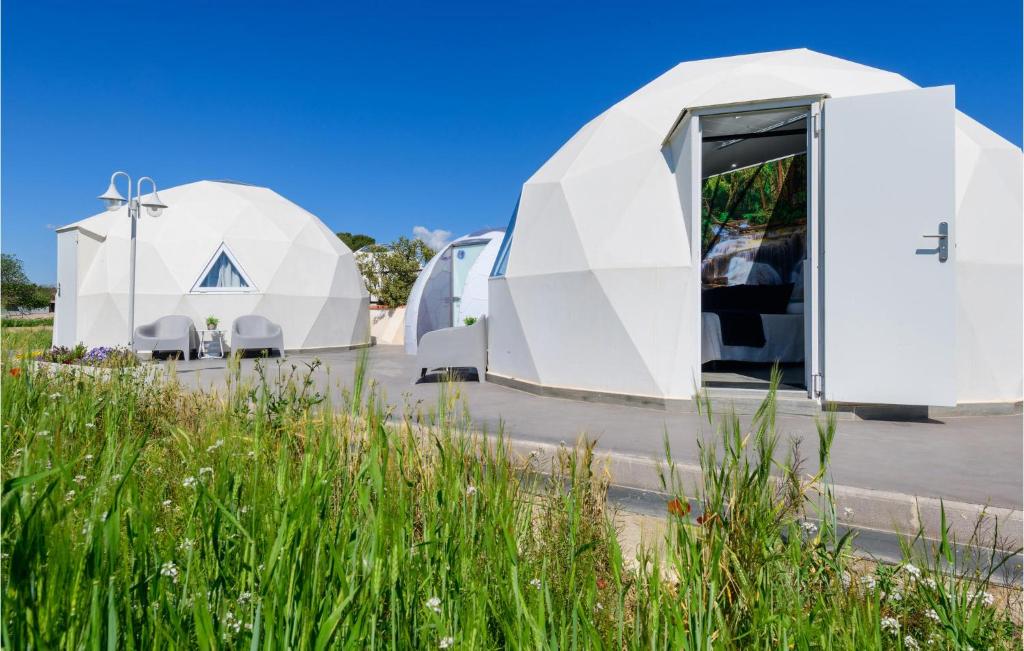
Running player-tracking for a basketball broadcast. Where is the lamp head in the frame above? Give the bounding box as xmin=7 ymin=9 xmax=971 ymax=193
xmin=98 ymin=181 xmax=127 ymax=211
xmin=141 ymin=190 xmax=167 ymax=218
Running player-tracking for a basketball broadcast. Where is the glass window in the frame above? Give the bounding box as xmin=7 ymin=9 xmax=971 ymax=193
xmin=490 ymin=196 xmax=520 ymax=277
xmin=192 ymin=244 xmax=254 ymax=292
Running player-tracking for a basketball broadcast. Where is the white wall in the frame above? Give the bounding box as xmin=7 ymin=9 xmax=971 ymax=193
xmin=953 ymin=115 xmax=1023 ymax=403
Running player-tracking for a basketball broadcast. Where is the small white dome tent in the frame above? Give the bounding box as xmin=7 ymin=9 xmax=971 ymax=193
xmin=404 ymin=228 xmax=505 ymax=354
xmin=53 ymin=180 xmax=370 ymax=351
xmin=487 ymin=49 xmax=1022 ymax=409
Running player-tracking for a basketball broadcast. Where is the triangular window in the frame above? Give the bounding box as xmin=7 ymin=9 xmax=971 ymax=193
xmin=191 ymin=244 xmax=255 ymax=292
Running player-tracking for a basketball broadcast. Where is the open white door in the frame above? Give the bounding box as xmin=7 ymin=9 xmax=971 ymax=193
xmin=823 ymin=86 xmax=956 ymax=406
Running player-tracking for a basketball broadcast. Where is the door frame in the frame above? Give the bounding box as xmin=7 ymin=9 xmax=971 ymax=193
xmin=448 ymin=238 xmax=491 ymax=326
xmin=679 ymin=95 xmax=826 ymax=400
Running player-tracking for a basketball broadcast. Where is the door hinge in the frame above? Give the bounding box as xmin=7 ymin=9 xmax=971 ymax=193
xmin=812 ymin=113 xmax=821 ymax=137
xmin=812 ymin=373 xmax=823 ymax=397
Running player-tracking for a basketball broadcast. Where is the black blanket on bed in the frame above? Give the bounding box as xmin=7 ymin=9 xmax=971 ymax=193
xmin=702 ymin=283 xmax=794 ymax=348
xmin=707 ymin=309 xmax=767 ymax=347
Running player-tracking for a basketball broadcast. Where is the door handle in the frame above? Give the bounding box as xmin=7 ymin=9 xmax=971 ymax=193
xmin=921 ymin=221 xmax=948 ymax=263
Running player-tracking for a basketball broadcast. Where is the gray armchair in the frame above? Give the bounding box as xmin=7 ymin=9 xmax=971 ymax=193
xmin=231 ymin=315 xmax=284 ymax=355
xmin=133 ymin=315 xmax=199 ymax=360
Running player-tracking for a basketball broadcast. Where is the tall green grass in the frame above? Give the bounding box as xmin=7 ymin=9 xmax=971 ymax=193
xmin=1 ymin=324 xmax=52 ymax=358
xmin=1 ymin=354 xmax=1019 ymax=648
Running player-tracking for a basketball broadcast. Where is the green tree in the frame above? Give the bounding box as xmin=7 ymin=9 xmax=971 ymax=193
xmin=336 ymin=232 xmax=376 ymax=252
xmin=357 ymin=237 xmax=435 ymax=308
xmin=1 ymin=253 xmax=49 ymax=311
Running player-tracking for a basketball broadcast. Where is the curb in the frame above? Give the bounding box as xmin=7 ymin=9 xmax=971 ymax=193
xmin=502 ymin=437 xmax=1023 ymax=551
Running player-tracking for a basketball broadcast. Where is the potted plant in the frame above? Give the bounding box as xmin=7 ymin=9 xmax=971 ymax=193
xmin=205 ymin=315 xmax=219 ymax=330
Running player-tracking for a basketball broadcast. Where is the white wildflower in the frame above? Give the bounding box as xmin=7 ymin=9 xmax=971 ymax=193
xmin=154 ymin=527 xmax=163 ymax=534
xmin=880 ymin=616 xmax=899 ymax=634
xmin=239 ymin=506 xmax=249 ymax=514
xmin=12 ymin=449 xmax=21 ymax=458
xmin=860 ymin=574 xmax=877 ymax=590
xmin=595 ymin=601 xmax=603 ymax=611
xmin=903 ymin=634 xmax=919 ymax=650
xmin=223 ymin=610 xmax=241 ymax=635
xmin=160 ymin=561 xmax=179 ymax=583
xmin=49 ymin=392 xmax=61 ymax=399
xmin=980 ymin=591 xmax=994 ymax=606
xmin=111 ymin=474 xmax=123 ymax=482
xmin=74 ymin=474 xmax=87 ymax=484
xmin=529 ymin=578 xmax=542 ymax=590
xmin=238 ymin=591 xmax=252 ymax=604
xmin=922 ymin=577 xmax=937 ymax=590
xmin=85 ymin=423 xmax=95 ymax=429
xmin=466 ymin=485 xmax=477 ymax=496
xmin=439 ymin=637 xmax=454 ymax=649
xmin=182 ymin=476 xmax=197 ymax=489
xmin=179 ymin=538 xmax=195 ymax=552
xmin=801 ymin=521 xmax=818 ymax=535
xmin=426 ymin=596 xmax=442 ymax=613
xmin=206 ymin=439 xmax=224 ymax=453
xmin=199 ymin=467 xmax=214 ymax=476
xmin=888 ymin=590 xmax=902 ymax=602
xmin=902 ymin=563 xmax=921 ymax=580
xmin=84 ymin=454 xmax=94 ymax=460
xmin=841 ymin=572 xmax=851 ymax=589
xmin=162 ymin=499 xmax=173 ymax=508
xmin=37 ymin=431 xmax=49 ymax=437
xmin=65 ymin=490 xmax=76 ymax=502
xmin=925 ymin=608 xmax=940 ymax=622
xmin=247 ymin=451 xmax=256 ymax=459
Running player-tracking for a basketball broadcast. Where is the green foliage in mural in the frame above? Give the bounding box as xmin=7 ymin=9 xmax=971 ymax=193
xmin=701 ymin=154 xmax=807 ymax=255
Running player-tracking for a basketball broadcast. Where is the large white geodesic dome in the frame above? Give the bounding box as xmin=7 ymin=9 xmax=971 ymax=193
xmin=404 ymin=228 xmax=504 ymax=354
xmin=54 ymin=180 xmax=370 ymax=351
xmin=487 ymin=49 xmax=1022 ymax=406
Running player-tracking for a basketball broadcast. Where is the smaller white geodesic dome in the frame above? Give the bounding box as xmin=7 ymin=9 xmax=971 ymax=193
xmin=53 ymin=180 xmax=370 ymax=351
xmin=404 ymin=228 xmax=504 ymax=354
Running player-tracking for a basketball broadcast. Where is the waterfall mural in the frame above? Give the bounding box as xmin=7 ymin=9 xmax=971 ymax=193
xmin=701 ymin=154 xmax=807 ymax=288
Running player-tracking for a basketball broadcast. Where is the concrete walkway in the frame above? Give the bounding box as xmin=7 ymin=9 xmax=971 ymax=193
xmin=171 ymin=345 xmax=1022 ymax=514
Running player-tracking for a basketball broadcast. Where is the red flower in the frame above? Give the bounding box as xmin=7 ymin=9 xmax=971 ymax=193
xmin=667 ymin=498 xmax=691 ymax=517
xmin=9 ymin=367 xmax=21 ymax=378
xmin=596 ymin=578 xmax=608 ymax=590
xmin=696 ymin=512 xmax=716 ymax=526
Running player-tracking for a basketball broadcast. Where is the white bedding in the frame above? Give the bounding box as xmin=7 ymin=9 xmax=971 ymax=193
xmin=702 ymin=312 xmax=804 ymax=363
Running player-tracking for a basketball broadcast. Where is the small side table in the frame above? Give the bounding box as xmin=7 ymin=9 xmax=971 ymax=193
xmin=197 ymin=329 xmax=225 ymax=359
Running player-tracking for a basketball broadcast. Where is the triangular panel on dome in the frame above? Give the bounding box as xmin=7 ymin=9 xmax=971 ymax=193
xmin=191 ymin=243 xmax=256 ymax=292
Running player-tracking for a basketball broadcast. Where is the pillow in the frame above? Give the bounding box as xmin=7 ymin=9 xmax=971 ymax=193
xmin=702 ymin=283 xmax=794 ymax=314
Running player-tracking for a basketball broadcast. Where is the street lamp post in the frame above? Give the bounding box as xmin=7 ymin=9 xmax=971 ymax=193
xmin=98 ymin=171 xmax=167 ymax=347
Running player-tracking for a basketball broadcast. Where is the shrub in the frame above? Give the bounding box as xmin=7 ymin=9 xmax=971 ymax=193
xmin=36 ymin=344 xmax=138 ymax=367
xmin=357 ymin=237 xmax=435 ymax=307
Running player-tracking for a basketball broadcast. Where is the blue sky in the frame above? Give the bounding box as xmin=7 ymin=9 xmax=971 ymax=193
xmin=3 ymin=0 xmax=1021 ymax=283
